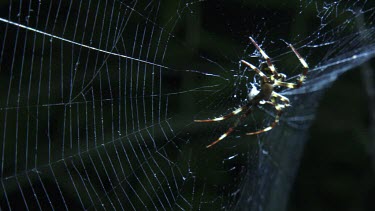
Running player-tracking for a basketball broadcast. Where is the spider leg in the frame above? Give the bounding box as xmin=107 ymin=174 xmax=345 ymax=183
xmin=241 ymin=60 xmax=268 ymax=82
xmin=249 ymin=37 xmax=280 ymax=79
xmin=206 ymin=128 xmax=235 ymax=148
xmin=288 ymin=44 xmax=309 ymax=87
xmin=246 ymin=102 xmax=286 ymax=135
xmin=271 ymin=91 xmax=290 ymax=106
xmin=273 ymin=80 xmax=300 ymax=89
xmin=194 ymin=105 xmax=246 ymax=123
xmin=206 ymin=107 xmax=253 ymax=148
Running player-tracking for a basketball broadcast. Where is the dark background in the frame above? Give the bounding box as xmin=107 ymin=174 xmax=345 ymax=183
xmin=288 ymin=64 xmax=375 ymax=211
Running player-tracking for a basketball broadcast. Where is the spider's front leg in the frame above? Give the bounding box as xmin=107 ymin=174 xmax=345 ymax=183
xmin=241 ymin=60 xmax=268 ymax=82
xmin=274 ymin=44 xmax=309 ymax=89
xmin=289 ymin=44 xmax=309 ymax=86
xmin=248 ymin=37 xmax=282 ymax=79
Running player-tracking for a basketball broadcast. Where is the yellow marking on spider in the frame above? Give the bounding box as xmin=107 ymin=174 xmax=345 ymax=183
xmin=262 ymin=127 xmax=273 ymax=132
xmin=233 ymin=107 xmax=243 ymax=114
xmin=258 ymin=50 xmax=277 ymax=73
xmin=299 ymin=58 xmax=309 ymax=68
xmin=272 ymin=92 xmax=290 ymax=104
xmin=241 ymin=60 xmax=267 ymax=77
xmin=278 ymin=73 xmax=287 ymax=80
xmin=206 ymin=131 xmax=232 ymax=148
xmin=274 ymin=81 xmax=296 ymax=88
xmin=275 ymin=104 xmax=284 ymax=110
xmin=299 ymin=75 xmax=306 ymax=81
xmin=258 ymin=49 xmax=268 ymax=59
xmin=194 ymin=119 xmax=209 ymax=122
xmin=194 ymin=107 xmax=244 ymax=122
xmin=218 ymin=133 xmax=228 ymax=141
xmin=214 ymin=117 xmax=224 ymax=121
xmin=195 ymin=116 xmax=224 ymax=122
xmin=289 ymin=44 xmax=309 ymax=69
xmin=248 ymin=37 xmax=277 ymax=72
xmin=246 ymin=63 xmax=258 ymax=71
xmin=247 ymin=127 xmax=272 ymax=135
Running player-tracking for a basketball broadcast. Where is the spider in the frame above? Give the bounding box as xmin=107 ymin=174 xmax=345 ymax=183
xmin=195 ymin=37 xmax=309 ymax=148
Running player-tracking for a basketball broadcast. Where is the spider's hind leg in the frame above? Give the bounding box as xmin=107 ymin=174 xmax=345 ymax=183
xmin=271 ymin=91 xmax=291 ymax=106
xmin=194 ymin=105 xmax=247 ymax=123
xmin=206 ymin=128 xmax=235 ymax=148
xmin=206 ymin=107 xmax=253 ymax=148
xmin=246 ymin=102 xmax=285 ymax=135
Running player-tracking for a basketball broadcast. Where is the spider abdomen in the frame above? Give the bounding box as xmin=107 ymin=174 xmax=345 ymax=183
xmin=261 ymin=83 xmax=273 ymax=100
xmin=251 ymin=83 xmax=273 ymax=104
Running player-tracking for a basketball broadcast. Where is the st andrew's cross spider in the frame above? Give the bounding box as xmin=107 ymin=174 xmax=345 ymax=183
xmin=195 ymin=37 xmax=309 ymax=148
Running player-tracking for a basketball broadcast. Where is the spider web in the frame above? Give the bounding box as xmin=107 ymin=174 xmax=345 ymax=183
xmin=0 ymin=0 xmax=374 ymax=210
